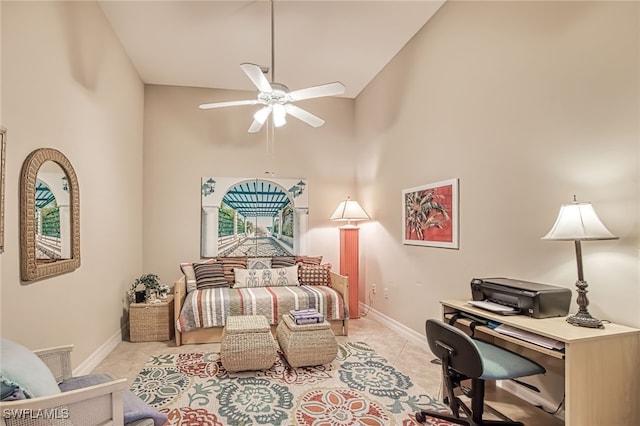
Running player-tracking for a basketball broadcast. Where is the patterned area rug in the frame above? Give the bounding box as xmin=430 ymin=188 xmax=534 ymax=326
xmin=130 ymin=341 xmax=451 ymax=425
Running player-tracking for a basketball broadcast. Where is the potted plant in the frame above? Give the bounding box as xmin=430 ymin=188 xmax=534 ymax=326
xmin=129 ymin=273 xmax=161 ymax=303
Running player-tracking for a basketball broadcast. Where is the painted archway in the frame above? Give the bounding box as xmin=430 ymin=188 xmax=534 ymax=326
xmin=201 ymin=176 xmax=309 ymax=257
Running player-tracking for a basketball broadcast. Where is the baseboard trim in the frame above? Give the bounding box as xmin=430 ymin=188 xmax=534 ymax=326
xmin=73 ymin=325 xmax=125 ymax=376
xmin=359 ymin=302 xmax=430 ymax=350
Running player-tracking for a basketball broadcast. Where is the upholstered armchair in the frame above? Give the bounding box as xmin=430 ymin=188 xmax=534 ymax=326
xmin=0 ymin=339 xmax=166 ymax=426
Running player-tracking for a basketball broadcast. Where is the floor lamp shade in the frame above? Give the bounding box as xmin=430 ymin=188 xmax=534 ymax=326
xmin=331 ymin=197 xmax=370 ymax=319
xmin=330 ymin=197 xmax=371 ymax=225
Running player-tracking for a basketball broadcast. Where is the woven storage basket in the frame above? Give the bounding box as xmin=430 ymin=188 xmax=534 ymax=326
xmin=129 ymin=296 xmax=174 ymax=342
xmin=276 ymin=314 xmax=338 ymax=368
xmin=221 ymin=315 xmax=277 ymax=372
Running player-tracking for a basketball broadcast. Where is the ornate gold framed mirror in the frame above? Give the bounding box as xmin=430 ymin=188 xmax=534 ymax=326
xmin=20 ymin=148 xmax=80 ymax=281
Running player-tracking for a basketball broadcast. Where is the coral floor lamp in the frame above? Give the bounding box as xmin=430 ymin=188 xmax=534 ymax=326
xmin=330 ymin=197 xmax=370 ymax=319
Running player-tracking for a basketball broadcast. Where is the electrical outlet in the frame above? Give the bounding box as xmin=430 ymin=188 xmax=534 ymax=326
xmin=372 ymin=283 xmax=377 ymax=294
xmin=384 ymin=288 xmax=389 ymax=299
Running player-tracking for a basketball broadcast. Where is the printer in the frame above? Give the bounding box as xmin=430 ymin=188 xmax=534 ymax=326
xmin=470 ymin=277 xmax=571 ymax=318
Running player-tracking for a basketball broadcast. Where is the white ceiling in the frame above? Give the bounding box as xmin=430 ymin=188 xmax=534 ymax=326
xmin=98 ymin=0 xmax=445 ymax=99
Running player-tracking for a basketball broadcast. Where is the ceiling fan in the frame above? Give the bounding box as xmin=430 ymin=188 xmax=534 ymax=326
xmin=198 ymin=1 xmax=345 ymax=133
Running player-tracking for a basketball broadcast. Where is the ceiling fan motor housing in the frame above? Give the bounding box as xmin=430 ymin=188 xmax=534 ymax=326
xmin=258 ymin=83 xmax=290 ymax=105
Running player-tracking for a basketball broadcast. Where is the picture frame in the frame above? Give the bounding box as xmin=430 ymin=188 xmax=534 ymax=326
xmin=402 ymin=178 xmax=459 ymax=249
xmin=0 ymin=126 xmax=5 ymax=253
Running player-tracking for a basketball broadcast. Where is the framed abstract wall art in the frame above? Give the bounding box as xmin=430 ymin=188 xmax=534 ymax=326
xmin=402 ymin=178 xmax=459 ymax=249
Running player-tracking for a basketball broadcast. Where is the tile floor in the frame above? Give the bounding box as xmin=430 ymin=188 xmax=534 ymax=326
xmin=91 ymin=314 xmax=444 ymax=399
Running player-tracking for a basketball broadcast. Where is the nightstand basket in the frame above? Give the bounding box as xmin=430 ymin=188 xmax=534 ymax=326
xmin=129 ymin=295 xmax=174 ymax=342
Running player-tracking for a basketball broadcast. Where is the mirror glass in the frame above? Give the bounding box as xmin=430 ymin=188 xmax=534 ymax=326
xmin=20 ymin=148 xmax=80 ymax=281
xmin=35 ymin=161 xmax=72 ymax=261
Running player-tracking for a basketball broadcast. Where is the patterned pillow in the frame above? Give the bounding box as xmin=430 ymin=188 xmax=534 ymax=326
xmin=218 ymin=257 xmax=248 ymax=285
xmin=298 ymin=263 xmax=332 ymax=286
xmin=180 ymin=258 xmax=216 ymax=292
xmin=271 ymin=256 xmax=296 ymax=268
xmin=247 ymin=257 xmax=272 ymax=270
xmin=193 ymin=261 xmax=228 ymax=289
xmin=234 ymin=266 xmax=300 ymax=288
xmin=296 ymin=255 xmax=323 ymax=265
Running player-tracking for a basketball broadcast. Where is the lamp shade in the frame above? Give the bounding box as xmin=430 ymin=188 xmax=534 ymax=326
xmin=542 ymin=201 xmax=617 ymax=241
xmin=330 ymin=197 xmax=370 ymax=223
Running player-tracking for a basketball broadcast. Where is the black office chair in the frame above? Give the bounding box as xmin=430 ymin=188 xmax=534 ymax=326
xmin=415 ymin=319 xmax=546 ymax=426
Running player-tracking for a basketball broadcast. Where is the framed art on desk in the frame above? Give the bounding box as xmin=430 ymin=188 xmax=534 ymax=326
xmin=402 ymin=178 xmax=459 ymax=249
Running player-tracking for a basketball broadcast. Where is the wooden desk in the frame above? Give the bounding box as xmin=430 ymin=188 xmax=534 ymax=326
xmin=441 ymin=300 xmax=640 ymax=426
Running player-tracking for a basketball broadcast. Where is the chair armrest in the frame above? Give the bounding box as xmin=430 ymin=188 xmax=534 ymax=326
xmin=0 ymin=379 xmax=127 ymax=426
xmin=34 ymin=345 xmax=74 ymax=383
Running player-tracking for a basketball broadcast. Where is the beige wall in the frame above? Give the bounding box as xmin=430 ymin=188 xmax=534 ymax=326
xmin=142 ymin=85 xmax=355 ymax=283
xmin=356 ymin=1 xmax=640 ymax=330
xmin=1 ymin=0 xmax=638 ymax=370
xmin=0 ymin=1 xmax=144 ymax=366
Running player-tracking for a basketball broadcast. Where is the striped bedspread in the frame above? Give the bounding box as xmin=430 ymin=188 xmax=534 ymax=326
xmin=176 ymin=285 xmax=347 ymax=333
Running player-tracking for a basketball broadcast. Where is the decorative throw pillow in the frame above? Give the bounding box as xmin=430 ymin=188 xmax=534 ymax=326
xmin=0 ymin=338 xmax=62 ymax=399
xmin=193 ymin=261 xmax=228 ymax=289
xmin=180 ymin=258 xmax=216 ymax=293
xmin=247 ymin=257 xmax=272 ymax=270
xmin=234 ymin=265 xmax=300 ymax=288
xmin=271 ymin=256 xmax=296 ymax=268
xmin=296 ymin=255 xmax=323 ymax=265
xmin=219 ymin=257 xmax=248 ymax=285
xmin=299 ymin=263 xmax=332 ymax=286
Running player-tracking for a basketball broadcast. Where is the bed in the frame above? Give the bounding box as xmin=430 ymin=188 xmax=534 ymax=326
xmin=173 ymin=263 xmax=349 ymax=346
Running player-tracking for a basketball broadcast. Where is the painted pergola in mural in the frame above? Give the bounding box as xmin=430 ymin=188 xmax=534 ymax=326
xmin=201 ymin=177 xmax=309 ymax=258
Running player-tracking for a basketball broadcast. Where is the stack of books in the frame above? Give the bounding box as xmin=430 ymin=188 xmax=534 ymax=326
xmin=289 ymin=308 xmax=324 ymax=325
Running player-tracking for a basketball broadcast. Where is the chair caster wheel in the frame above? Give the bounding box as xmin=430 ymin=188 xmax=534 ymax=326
xmin=415 ymin=412 xmax=426 ymax=423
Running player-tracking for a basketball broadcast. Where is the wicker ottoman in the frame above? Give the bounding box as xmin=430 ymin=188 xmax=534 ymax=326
xmin=220 ymin=315 xmax=277 ymax=372
xmin=276 ymin=315 xmax=338 ymax=368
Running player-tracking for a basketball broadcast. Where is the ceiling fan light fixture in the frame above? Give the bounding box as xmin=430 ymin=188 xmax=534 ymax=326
xmin=253 ymin=106 xmax=272 ymax=124
xmin=273 ymin=104 xmax=287 ymax=127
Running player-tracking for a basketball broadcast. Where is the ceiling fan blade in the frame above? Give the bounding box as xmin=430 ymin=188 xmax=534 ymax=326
xmin=248 ymin=119 xmax=267 ymax=133
xmin=285 ymin=104 xmax=325 ymax=128
xmin=199 ymin=99 xmax=259 ymax=110
xmin=240 ymin=63 xmax=273 ymax=93
xmin=288 ymin=82 xmax=345 ymax=102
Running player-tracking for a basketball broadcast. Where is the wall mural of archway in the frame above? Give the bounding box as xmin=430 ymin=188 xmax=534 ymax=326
xmin=201 ymin=177 xmax=309 ymax=258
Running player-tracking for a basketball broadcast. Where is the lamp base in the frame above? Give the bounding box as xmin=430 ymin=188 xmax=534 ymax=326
xmin=566 ymin=279 xmax=604 ymax=329
xmin=566 ymin=311 xmax=604 ymax=329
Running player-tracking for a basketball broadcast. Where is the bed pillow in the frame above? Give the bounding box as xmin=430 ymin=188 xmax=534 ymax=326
xmin=271 ymin=256 xmax=296 ymax=268
xmin=193 ymin=261 xmax=228 ymax=289
xmin=299 ymin=263 xmax=333 ymax=286
xmin=247 ymin=257 xmax=272 ymax=270
xmin=180 ymin=258 xmax=216 ymax=292
xmin=0 ymin=338 xmax=61 ymax=399
xmin=234 ymin=265 xmax=299 ymax=288
xmin=296 ymin=255 xmax=323 ymax=265
xmin=218 ymin=257 xmax=248 ymax=285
